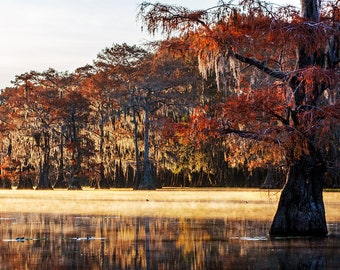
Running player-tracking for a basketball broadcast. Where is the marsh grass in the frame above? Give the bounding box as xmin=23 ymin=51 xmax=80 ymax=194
xmin=1 ymin=188 xmax=339 ymax=221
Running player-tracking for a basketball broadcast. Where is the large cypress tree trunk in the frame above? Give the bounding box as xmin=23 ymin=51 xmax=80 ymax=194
xmin=270 ymin=153 xmax=328 ymax=236
xmin=270 ymin=0 xmax=333 ymax=236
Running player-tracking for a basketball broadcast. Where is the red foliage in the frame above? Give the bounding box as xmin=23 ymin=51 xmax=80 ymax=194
xmin=162 ymin=106 xmax=220 ymax=147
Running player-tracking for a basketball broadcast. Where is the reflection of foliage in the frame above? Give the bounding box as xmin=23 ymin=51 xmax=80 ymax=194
xmin=176 ymin=218 xmax=211 ymax=259
xmin=1 ymin=186 xmax=340 ymax=267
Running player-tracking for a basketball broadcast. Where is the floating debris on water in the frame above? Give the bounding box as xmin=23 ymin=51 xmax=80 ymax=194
xmin=3 ymin=237 xmax=48 ymax=242
xmin=15 ymin=237 xmax=25 ymax=242
xmin=230 ymin=236 xmax=268 ymax=241
xmin=64 ymin=236 xmax=106 ymax=241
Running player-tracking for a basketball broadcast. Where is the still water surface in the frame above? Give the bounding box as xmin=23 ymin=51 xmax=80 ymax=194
xmin=0 ymin=214 xmax=339 ymax=269
xmin=0 ymin=190 xmax=339 ymax=269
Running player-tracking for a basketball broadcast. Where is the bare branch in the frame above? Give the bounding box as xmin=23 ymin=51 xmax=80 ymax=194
xmin=230 ymin=50 xmax=288 ymax=80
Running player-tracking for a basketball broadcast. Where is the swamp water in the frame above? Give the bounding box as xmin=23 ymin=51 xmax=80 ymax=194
xmin=0 ymin=189 xmax=339 ymax=269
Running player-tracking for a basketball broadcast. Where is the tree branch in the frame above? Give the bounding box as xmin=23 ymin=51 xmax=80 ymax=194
xmin=267 ymin=108 xmax=290 ymax=126
xmin=219 ymin=127 xmax=261 ymax=140
xmin=231 ymin=51 xmax=288 ymax=80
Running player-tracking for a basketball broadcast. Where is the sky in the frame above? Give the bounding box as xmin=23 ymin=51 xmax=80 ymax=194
xmin=0 ymin=0 xmax=300 ymax=89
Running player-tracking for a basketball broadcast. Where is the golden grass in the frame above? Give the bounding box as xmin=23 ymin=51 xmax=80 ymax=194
xmin=0 ymin=188 xmax=339 ymax=222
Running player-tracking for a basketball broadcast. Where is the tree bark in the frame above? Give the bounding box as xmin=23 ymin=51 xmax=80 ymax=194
xmin=132 ymin=108 xmax=142 ymax=189
xmin=270 ymin=154 xmax=328 ymax=236
xmin=67 ymin=109 xmax=82 ymax=190
xmin=54 ymin=126 xmax=68 ymax=188
xmin=36 ymin=132 xmax=53 ymax=190
xmin=140 ymin=96 xmax=155 ymax=190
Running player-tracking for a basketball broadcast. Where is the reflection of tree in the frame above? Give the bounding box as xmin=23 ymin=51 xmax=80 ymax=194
xmin=144 ymin=217 xmax=151 ymax=270
xmin=271 ymin=239 xmax=326 ymax=269
xmin=0 ymin=215 xmax=339 ymax=269
xmin=133 ymin=217 xmax=152 ymax=270
xmin=134 ymin=217 xmax=140 ymax=269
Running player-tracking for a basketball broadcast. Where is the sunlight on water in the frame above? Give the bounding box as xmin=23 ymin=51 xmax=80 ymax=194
xmin=0 ymin=189 xmax=339 ymax=269
xmin=0 ymin=188 xmax=339 ymax=221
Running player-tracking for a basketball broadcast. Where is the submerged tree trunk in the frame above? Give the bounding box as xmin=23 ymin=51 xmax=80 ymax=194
xmin=270 ymin=154 xmax=328 ymax=236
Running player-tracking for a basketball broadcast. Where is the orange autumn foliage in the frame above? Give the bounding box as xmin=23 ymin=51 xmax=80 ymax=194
xmin=139 ymin=0 xmax=339 ymax=172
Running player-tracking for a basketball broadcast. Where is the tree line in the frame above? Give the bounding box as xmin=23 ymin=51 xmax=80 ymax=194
xmin=0 ymin=0 xmax=338 ymax=202
xmin=0 ymin=43 xmax=268 ymax=190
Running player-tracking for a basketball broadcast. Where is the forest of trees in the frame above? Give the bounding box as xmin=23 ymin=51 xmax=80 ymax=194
xmin=0 ymin=43 xmax=261 ymax=190
xmin=0 ymin=0 xmax=338 ymax=202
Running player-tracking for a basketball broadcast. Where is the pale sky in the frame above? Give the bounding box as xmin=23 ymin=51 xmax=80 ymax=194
xmin=0 ymin=0 xmax=300 ymax=89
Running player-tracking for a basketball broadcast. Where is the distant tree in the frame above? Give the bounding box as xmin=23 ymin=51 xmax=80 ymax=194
xmin=8 ymin=69 xmax=92 ymax=190
xmin=94 ymin=43 xmax=198 ymax=189
xmin=0 ymin=94 xmax=17 ymax=189
xmin=39 ymin=68 xmax=74 ymax=189
xmin=10 ymin=71 xmax=58 ymax=190
xmin=75 ymin=65 xmax=114 ymax=189
xmin=131 ymin=46 xmax=199 ymax=189
xmin=139 ymin=0 xmax=339 ymax=235
xmin=94 ymin=43 xmax=151 ymax=188
xmin=63 ymin=90 xmax=92 ymax=190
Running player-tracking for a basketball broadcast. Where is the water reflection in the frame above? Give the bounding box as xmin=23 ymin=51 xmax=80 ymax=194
xmin=271 ymin=237 xmax=340 ymax=270
xmin=0 ymin=214 xmax=339 ymax=269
